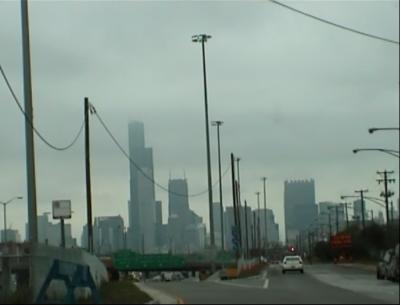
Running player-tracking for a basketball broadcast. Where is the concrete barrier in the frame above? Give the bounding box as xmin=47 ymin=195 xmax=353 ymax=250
xmin=31 ymin=243 xmax=108 ymax=301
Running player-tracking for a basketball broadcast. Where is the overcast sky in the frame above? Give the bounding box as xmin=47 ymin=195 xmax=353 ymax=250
xmin=0 ymin=0 xmax=399 ymax=244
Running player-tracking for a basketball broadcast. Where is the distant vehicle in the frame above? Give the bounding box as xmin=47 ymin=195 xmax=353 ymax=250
xmin=219 ymin=267 xmax=238 ymax=280
xmin=377 ymin=249 xmax=395 ymax=280
xmin=162 ymin=272 xmax=174 ymax=282
xmin=172 ymin=272 xmax=184 ymax=281
xmin=151 ymin=275 xmax=162 ymax=282
xmin=282 ymin=255 xmax=304 ymax=274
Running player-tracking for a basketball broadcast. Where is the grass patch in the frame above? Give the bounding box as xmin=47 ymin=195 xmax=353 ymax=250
xmin=79 ymin=280 xmax=152 ymax=304
xmin=3 ymin=286 xmax=32 ymax=304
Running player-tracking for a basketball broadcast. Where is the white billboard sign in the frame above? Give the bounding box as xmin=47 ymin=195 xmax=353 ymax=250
xmin=52 ymin=200 xmax=72 ymax=219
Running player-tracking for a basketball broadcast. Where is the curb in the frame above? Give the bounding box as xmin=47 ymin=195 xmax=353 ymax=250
xmin=136 ymin=282 xmax=181 ymax=304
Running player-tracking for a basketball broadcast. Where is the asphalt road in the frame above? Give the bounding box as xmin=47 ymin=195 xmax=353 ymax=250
xmin=143 ymin=264 xmax=399 ymax=304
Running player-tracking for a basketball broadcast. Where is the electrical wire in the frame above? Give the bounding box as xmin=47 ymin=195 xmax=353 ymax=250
xmin=91 ymin=104 xmax=231 ymax=198
xmin=0 ymin=64 xmax=84 ymax=151
xmin=270 ymin=0 xmax=399 ymax=45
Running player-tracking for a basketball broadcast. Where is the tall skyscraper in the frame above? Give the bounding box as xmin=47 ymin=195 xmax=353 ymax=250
xmin=127 ymin=121 xmax=156 ymax=253
xmin=284 ymin=179 xmax=317 ymax=245
xmin=168 ymin=179 xmax=190 ymax=225
xmin=167 ymin=178 xmax=205 ymax=253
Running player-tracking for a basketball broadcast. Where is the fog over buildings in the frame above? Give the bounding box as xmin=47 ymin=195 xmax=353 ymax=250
xmin=0 ymin=1 xmax=398 ymax=246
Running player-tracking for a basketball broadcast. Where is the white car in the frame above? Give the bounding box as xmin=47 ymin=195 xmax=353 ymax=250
xmin=282 ymin=255 xmax=304 ymax=274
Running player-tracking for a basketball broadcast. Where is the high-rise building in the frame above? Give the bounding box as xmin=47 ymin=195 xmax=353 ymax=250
xmin=92 ymin=216 xmax=124 ymax=255
xmin=28 ymin=213 xmax=76 ymax=247
xmin=377 ymin=211 xmax=385 ymax=225
xmin=1 ymin=229 xmax=21 ymax=243
xmin=254 ymin=208 xmax=280 ymax=245
xmin=167 ymin=178 xmax=205 ymax=253
xmin=168 ymin=179 xmax=189 ymax=253
xmin=284 ymin=180 xmax=317 ymax=245
xmin=353 ymin=199 xmax=367 ymax=224
xmin=127 ymin=121 xmax=156 ymax=253
xmin=224 ymin=205 xmax=252 ymax=252
xmin=318 ymin=202 xmax=346 ymax=238
xmin=213 ymin=202 xmax=223 ymax=249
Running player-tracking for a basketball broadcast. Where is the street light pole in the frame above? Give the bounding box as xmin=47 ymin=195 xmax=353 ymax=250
xmin=369 ymin=127 xmax=400 ymax=134
xmin=377 ymin=170 xmax=395 ymax=229
xmin=353 ymin=148 xmax=400 ymax=158
xmin=212 ymin=121 xmax=224 ymax=250
xmin=335 ymin=206 xmax=339 ymax=234
xmin=262 ymin=177 xmax=268 ymax=250
xmin=344 ymin=203 xmax=349 ymax=230
xmin=192 ymin=34 xmax=214 ymax=248
xmin=0 ymin=197 xmax=23 ymax=243
xmin=21 ymin=0 xmax=38 ymax=244
xmin=236 ymin=157 xmax=243 ymax=253
xmin=256 ymin=192 xmax=261 ymax=250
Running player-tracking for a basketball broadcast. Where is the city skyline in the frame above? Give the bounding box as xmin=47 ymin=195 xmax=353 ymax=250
xmin=0 ymin=1 xmax=398 ymax=244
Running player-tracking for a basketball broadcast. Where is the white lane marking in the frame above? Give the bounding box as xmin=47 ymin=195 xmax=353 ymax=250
xmin=263 ymin=278 xmax=269 ymax=289
xmin=211 ymin=280 xmax=261 ymax=289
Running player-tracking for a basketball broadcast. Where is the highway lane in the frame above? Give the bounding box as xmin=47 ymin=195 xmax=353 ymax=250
xmin=144 ymin=264 xmax=395 ymax=304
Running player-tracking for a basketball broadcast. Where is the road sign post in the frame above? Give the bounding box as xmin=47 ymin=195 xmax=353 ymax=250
xmin=52 ymin=200 xmax=72 ymax=248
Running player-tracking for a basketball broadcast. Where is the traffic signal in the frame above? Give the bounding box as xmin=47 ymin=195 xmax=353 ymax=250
xmin=288 ymin=245 xmax=295 ymax=252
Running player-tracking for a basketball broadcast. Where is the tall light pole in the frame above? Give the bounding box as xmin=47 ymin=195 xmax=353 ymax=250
xmin=192 ymin=34 xmax=215 ymax=247
xmin=212 ymin=120 xmax=224 ymax=250
xmin=262 ymin=177 xmax=268 ymax=250
xmin=342 ymin=202 xmax=350 ymax=230
xmin=21 ymin=0 xmax=38 ymax=243
xmin=377 ymin=170 xmax=395 ymax=229
xmin=353 ymin=148 xmax=399 ymax=158
xmin=255 ymin=192 xmax=261 ymax=250
xmin=369 ymin=127 xmax=400 ymax=134
xmin=236 ymin=157 xmax=243 ymax=252
xmin=0 ymin=196 xmax=23 ymax=242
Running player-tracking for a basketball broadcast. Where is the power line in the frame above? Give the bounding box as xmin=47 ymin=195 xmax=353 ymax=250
xmin=91 ymin=104 xmax=231 ymax=198
xmin=1 ymin=64 xmax=84 ymax=151
xmin=270 ymin=0 xmax=400 ymax=45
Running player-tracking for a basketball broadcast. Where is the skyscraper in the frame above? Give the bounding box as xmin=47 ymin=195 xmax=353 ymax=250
xmin=167 ymin=178 xmax=205 ymax=253
xmin=92 ymin=216 xmax=124 ymax=255
xmin=127 ymin=121 xmax=156 ymax=253
xmin=284 ymin=179 xmax=317 ymax=245
xmin=353 ymin=199 xmax=367 ymax=225
xmin=213 ymin=202 xmax=222 ymax=248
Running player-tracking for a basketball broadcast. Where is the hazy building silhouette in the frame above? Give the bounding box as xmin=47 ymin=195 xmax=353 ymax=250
xmin=318 ymin=202 xmax=345 ymax=238
xmin=212 ymin=202 xmax=223 ymax=248
xmin=254 ymin=208 xmax=280 ymax=245
xmin=167 ymin=178 xmax=205 ymax=253
xmin=284 ymin=179 xmax=317 ymax=245
xmin=353 ymin=199 xmax=367 ymax=225
xmin=1 ymin=229 xmax=21 ymax=243
xmin=224 ymin=205 xmax=252 ymax=251
xmin=127 ymin=121 xmax=156 ymax=253
xmin=28 ymin=213 xmax=76 ymax=247
xmin=93 ymin=216 xmax=124 ymax=255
